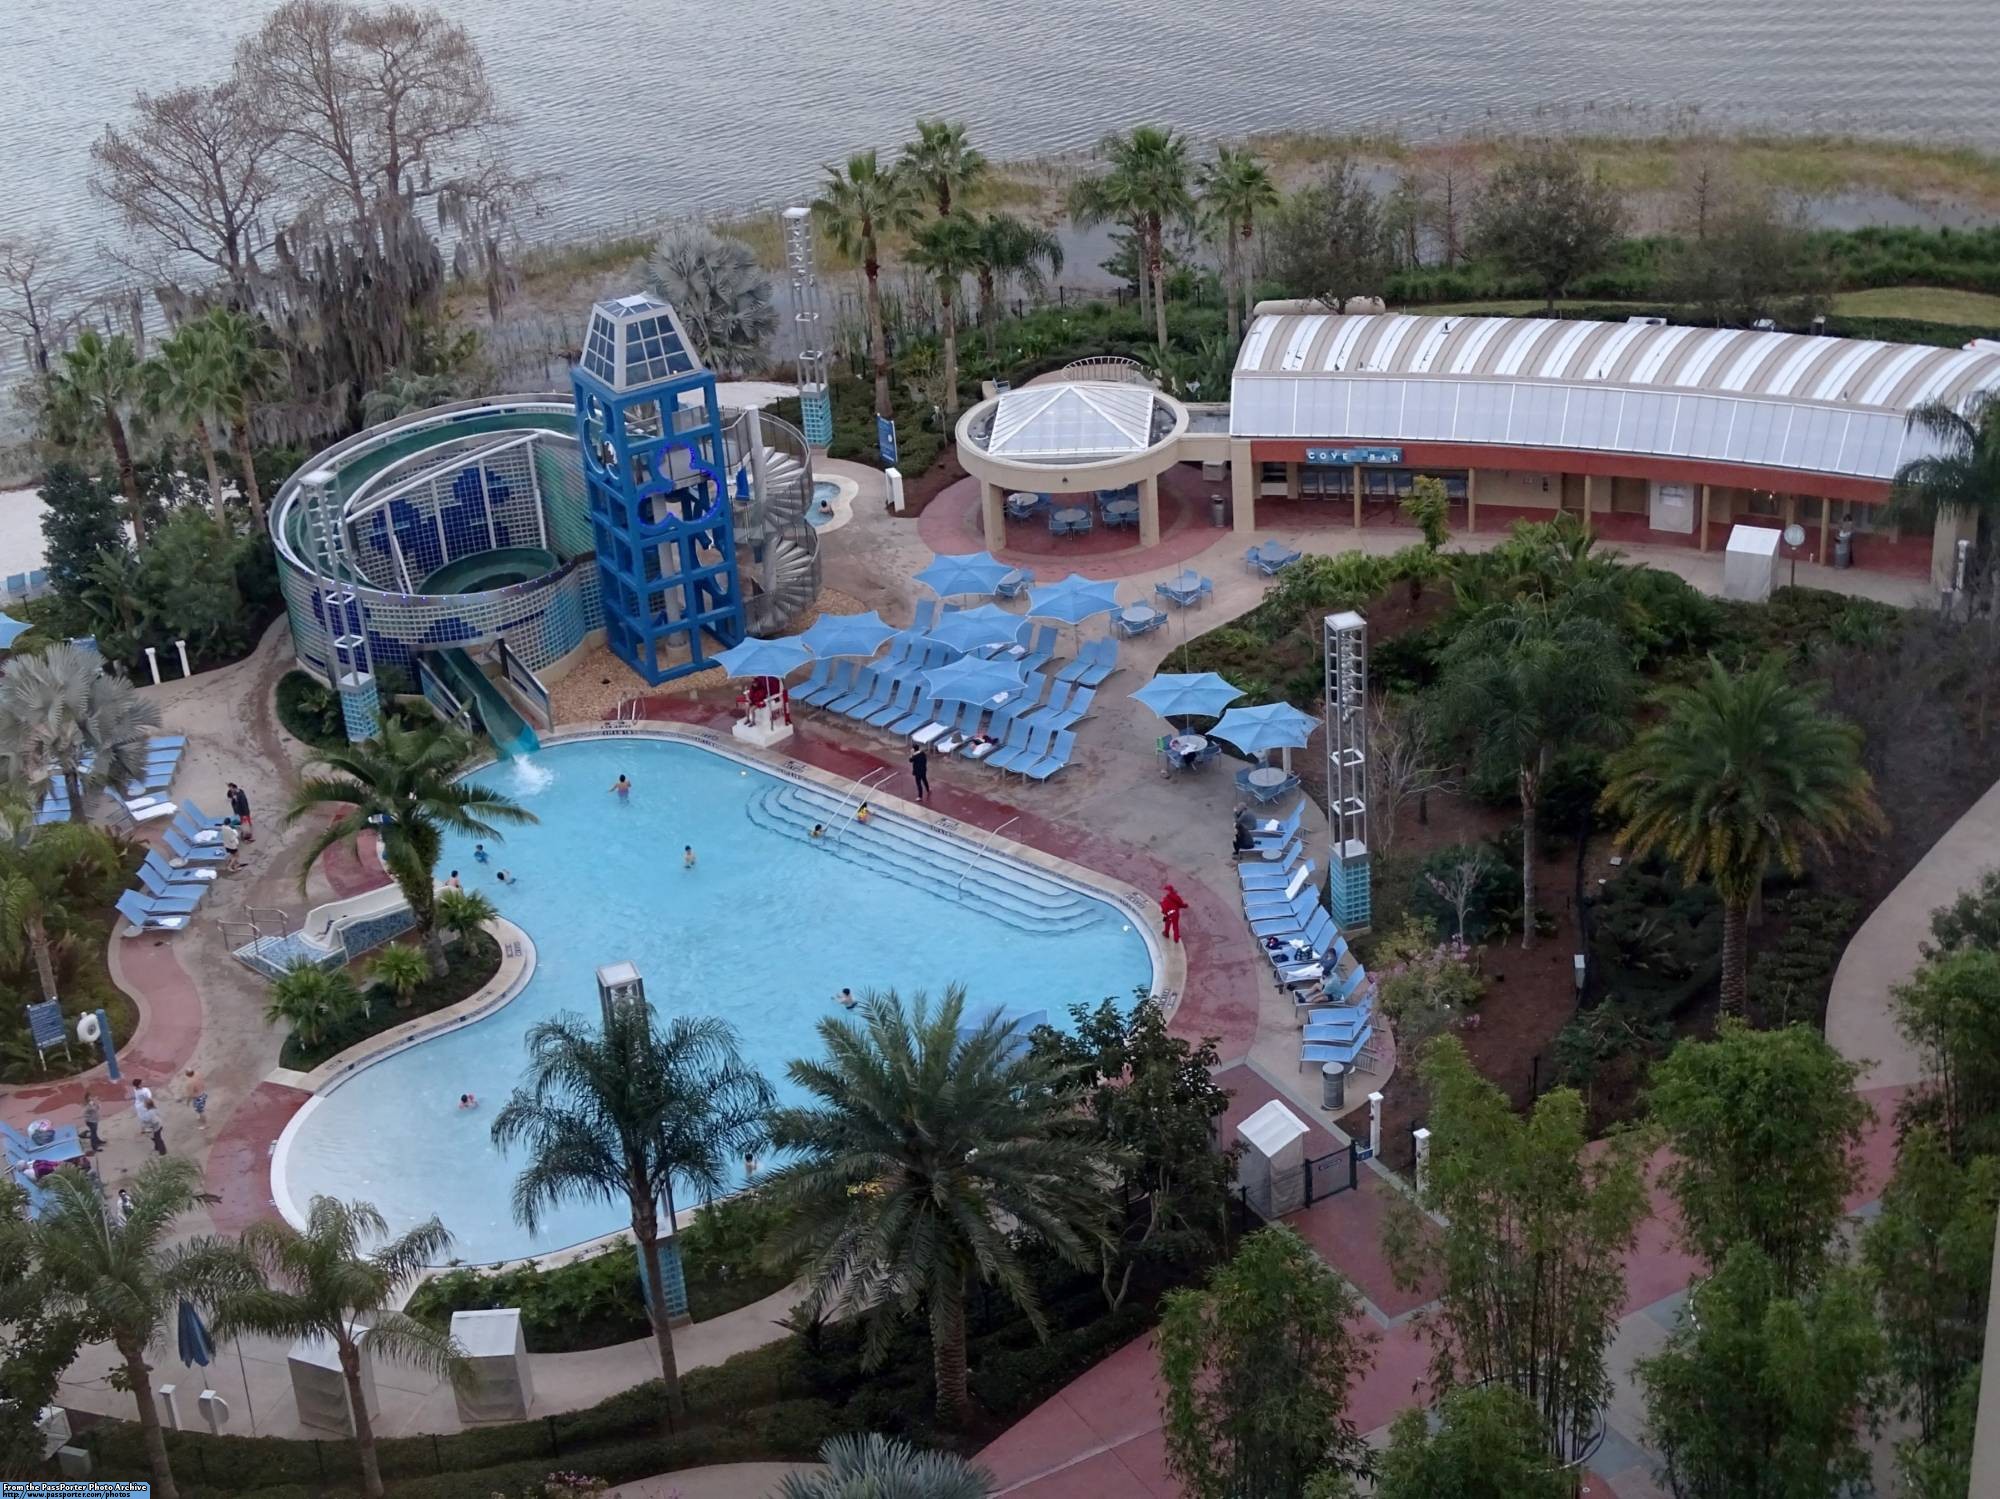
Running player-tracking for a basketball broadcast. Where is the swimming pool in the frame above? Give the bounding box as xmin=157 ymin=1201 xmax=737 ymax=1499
xmin=274 ymin=736 xmax=1155 ymax=1263
xmin=806 ymin=479 xmax=839 ymax=528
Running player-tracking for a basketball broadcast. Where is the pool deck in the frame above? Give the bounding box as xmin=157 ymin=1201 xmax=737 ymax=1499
xmin=4 ymin=452 xmax=1944 ymax=1470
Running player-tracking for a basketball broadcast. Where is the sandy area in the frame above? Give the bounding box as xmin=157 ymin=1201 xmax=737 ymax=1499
xmin=0 ymin=485 xmax=48 ymax=578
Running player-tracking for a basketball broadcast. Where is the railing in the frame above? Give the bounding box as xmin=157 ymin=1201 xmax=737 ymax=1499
xmin=495 ymin=638 xmax=554 ymax=729
xmin=221 ymin=907 xmax=294 ymax=965
xmin=828 ymin=767 xmax=895 ymax=841
xmin=953 ymin=816 xmax=1020 ymax=895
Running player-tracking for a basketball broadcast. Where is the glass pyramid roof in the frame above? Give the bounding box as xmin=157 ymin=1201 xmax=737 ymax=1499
xmin=986 ymin=382 xmax=1157 ymax=462
xmin=580 ymin=293 xmax=705 ymax=391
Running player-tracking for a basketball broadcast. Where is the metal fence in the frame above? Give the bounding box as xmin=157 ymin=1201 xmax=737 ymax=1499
xmin=1237 ymin=1140 xmax=1359 ymax=1222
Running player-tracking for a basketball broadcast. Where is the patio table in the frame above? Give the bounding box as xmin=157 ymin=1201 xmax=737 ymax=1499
xmin=1247 ymin=766 xmax=1290 ymax=792
xmin=1169 ymin=733 xmax=1208 ymax=760
xmin=1120 ymin=604 xmax=1158 ymax=627
xmin=1053 ymin=507 xmax=1088 ymax=531
xmin=1005 ymin=492 xmax=1040 ymax=519
xmin=1103 ymin=498 xmax=1139 ymax=526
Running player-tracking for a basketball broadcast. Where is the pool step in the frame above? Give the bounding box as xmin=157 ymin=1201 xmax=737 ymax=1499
xmin=745 ymin=784 xmax=1111 ymax=936
xmin=231 ymin=931 xmax=343 ymax=981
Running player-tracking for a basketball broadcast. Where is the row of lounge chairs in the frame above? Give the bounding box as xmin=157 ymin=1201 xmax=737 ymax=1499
xmin=1235 ymin=806 xmax=1378 ymax=1075
xmin=116 ymin=802 xmax=229 ymax=934
xmin=35 ymin=736 xmax=188 ymax=825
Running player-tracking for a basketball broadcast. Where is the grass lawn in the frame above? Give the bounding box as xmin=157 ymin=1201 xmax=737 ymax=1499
xmin=1829 ymin=286 xmax=2000 ymax=324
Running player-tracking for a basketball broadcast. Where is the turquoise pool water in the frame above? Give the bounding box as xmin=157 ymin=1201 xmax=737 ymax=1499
xmin=807 ymin=479 xmax=839 ymax=527
xmin=275 ymin=737 xmax=1152 ymax=1263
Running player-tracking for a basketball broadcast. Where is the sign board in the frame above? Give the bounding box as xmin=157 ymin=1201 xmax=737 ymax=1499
xmin=876 ymin=416 xmax=899 ymax=466
xmin=1305 ymin=445 xmax=1402 ymax=466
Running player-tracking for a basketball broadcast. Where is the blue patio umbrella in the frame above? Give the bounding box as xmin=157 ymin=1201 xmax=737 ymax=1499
xmin=0 ymin=613 xmax=31 ymax=649
xmin=711 ymin=636 xmax=813 ymax=680
xmin=915 ymin=550 xmax=1014 ymax=599
xmin=1209 ymin=702 xmax=1320 ymax=755
xmin=922 ymin=656 xmax=1029 ymax=706
xmin=1025 ymin=573 xmax=1120 ymax=626
xmin=925 ymin=603 xmax=1020 ymax=655
xmin=799 ymin=610 xmax=896 ymax=658
xmin=1130 ymin=671 xmax=1245 ymax=722
xmin=177 ymin=1299 xmax=214 ymax=1368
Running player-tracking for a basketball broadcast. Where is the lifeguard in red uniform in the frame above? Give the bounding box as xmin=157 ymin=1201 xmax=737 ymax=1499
xmin=1159 ymin=883 xmax=1189 ymax=944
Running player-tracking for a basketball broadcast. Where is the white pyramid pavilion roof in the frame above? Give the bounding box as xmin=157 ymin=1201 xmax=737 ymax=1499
xmin=986 ymin=381 xmax=1157 ymax=462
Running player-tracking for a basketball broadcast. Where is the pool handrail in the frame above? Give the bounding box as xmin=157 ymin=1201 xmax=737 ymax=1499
xmin=953 ymin=816 xmax=1021 ymax=896
xmin=827 ymin=766 xmax=896 ymax=841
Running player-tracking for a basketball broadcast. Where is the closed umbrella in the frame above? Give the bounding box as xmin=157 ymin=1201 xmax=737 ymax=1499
xmin=925 ymin=604 xmax=1020 ymax=655
xmin=1130 ymin=671 xmax=1245 ymax=722
xmin=915 ymin=551 xmax=1014 ymax=599
xmin=922 ymin=657 xmax=1028 ymax=706
xmin=711 ymin=636 xmax=813 ymax=680
xmin=0 ymin=613 xmax=30 ymax=650
xmin=1210 ymin=701 xmax=1320 ymax=771
xmin=799 ymin=610 xmax=895 ymax=658
xmin=177 ymin=1299 xmax=214 ymax=1369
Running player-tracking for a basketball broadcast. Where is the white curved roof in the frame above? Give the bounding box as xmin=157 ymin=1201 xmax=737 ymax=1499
xmin=1232 ymin=314 xmax=2000 ymax=483
xmin=987 ymin=382 xmax=1156 ymax=462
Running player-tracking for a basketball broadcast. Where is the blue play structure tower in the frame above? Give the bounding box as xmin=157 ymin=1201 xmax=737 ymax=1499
xmin=571 ymin=295 xmax=746 ymax=684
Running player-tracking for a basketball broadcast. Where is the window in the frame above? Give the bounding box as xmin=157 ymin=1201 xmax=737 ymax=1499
xmin=1744 ymin=490 xmax=1783 ymax=518
xmin=1302 ymin=467 xmax=1351 ymax=498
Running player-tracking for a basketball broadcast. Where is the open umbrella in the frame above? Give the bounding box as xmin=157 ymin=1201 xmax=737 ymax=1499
xmin=915 ymin=551 xmax=1014 ymax=599
xmin=1210 ymin=701 xmax=1320 ymax=771
xmin=1025 ymin=573 xmax=1120 ymax=626
xmin=922 ymin=657 xmax=1029 ymax=706
xmin=711 ymin=636 xmax=813 ymax=680
xmin=925 ymin=604 xmax=1020 ymax=655
xmin=1130 ymin=671 xmax=1245 ymax=722
xmin=177 ymin=1298 xmax=213 ymax=1368
xmin=0 ymin=613 xmax=32 ymax=650
xmin=799 ymin=610 xmax=895 ymax=659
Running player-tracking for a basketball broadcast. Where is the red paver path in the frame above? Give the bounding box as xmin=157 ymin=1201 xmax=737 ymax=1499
xmin=207 ymin=1079 xmax=312 ymax=1234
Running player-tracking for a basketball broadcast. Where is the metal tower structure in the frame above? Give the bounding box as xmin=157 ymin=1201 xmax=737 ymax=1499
xmin=1323 ymin=610 xmax=1371 ymax=929
xmin=590 ymin=960 xmax=688 ymax=1319
xmin=572 ymin=294 xmax=745 ymax=685
xmin=781 ymin=207 xmax=833 ymax=448
xmin=299 ymin=465 xmax=382 ymax=741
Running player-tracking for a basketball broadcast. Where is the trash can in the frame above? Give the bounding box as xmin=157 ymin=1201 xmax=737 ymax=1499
xmin=1834 ymin=525 xmax=1854 ymax=569
xmin=1321 ymin=1061 xmax=1347 ymax=1111
xmin=1210 ymin=493 xmax=1226 ymax=528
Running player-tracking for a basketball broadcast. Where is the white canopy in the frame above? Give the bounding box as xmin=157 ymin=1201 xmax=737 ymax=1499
xmin=986 ymin=382 xmax=1157 ymax=462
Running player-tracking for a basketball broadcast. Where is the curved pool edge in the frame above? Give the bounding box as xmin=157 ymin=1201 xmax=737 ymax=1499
xmin=269 ymin=916 xmax=538 ymax=1239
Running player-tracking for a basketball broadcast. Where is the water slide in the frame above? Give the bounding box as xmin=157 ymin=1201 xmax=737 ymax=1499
xmin=419 ymin=548 xmax=554 ymax=759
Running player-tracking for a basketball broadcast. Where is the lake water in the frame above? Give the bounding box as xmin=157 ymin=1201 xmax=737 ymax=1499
xmin=5 ymin=0 xmax=1997 ymax=268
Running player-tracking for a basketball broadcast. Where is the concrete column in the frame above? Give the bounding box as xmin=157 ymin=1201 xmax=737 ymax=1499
xmin=1818 ymin=495 xmax=1831 ymax=564
xmin=1352 ymin=467 xmax=1365 ymax=530
xmin=978 ymin=480 xmax=1007 ymax=550
xmin=1285 ymin=462 xmax=1302 ymax=500
xmin=1933 ymin=507 xmax=1978 ymax=593
xmin=1230 ymin=440 xmax=1258 ymax=534
xmin=1783 ymin=493 xmax=1797 ymax=530
xmin=1465 ymin=468 xmax=1478 ymax=533
xmin=1699 ymin=484 xmax=1712 ymax=552
xmin=1413 ymin=1126 xmax=1432 ymax=1197
xmin=1139 ymin=474 xmax=1161 ymax=549
xmin=1581 ymin=473 xmax=1594 ymax=529
xmin=1367 ymin=1091 xmax=1384 ymax=1158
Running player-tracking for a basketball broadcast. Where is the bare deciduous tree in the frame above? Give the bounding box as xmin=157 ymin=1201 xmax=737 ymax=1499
xmin=1421 ymin=143 xmax=1482 ymax=270
xmin=0 ymin=234 xmax=85 ymax=379
xmin=1373 ymin=697 xmax=1456 ymax=853
xmin=1425 ymin=849 xmax=1493 ymax=950
xmin=90 ymin=81 xmax=278 ymax=283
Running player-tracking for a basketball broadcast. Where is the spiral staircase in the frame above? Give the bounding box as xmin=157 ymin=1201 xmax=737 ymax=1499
xmin=724 ymin=412 xmax=822 ymax=635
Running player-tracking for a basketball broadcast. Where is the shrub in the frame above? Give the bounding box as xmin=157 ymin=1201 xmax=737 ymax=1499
xmin=1409 ymin=844 xmax=1522 ymax=945
xmin=1588 ymin=858 xmax=1721 ymax=1018
xmin=1747 ymin=890 xmax=1860 ymax=1028
xmin=276 ymin=669 xmax=348 ymax=748
xmin=277 ymin=929 xmax=502 ymax=1070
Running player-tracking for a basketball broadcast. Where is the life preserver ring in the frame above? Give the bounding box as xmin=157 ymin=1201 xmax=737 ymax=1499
xmin=76 ymin=1012 xmax=101 ymax=1044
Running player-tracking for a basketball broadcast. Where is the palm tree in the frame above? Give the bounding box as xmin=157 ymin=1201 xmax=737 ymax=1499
xmin=265 ymin=962 xmax=365 ymax=1050
xmin=762 ymin=988 xmax=1123 ymax=1426
xmin=1890 ymin=393 xmax=2000 ymax=595
xmin=1198 ymin=147 xmax=1279 ymax=343
xmin=908 ymin=217 xmax=982 ymax=418
xmin=360 ymin=368 xmax=461 ymax=426
xmin=285 ymin=720 xmax=534 ymax=971
xmin=0 ymin=809 xmax=121 ymax=1001
xmin=1070 ymin=127 xmax=1195 ymax=350
xmin=644 ymin=225 xmax=777 ymax=375
xmin=903 ymin=119 xmax=988 ymax=218
xmin=0 ymin=642 xmax=161 ymax=822
xmin=212 ymin=1198 xmax=468 ymax=1499
xmin=1602 ymin=659 xmax=1884 ymax=1014
xmin=779 ymin=1433 xmax=995 ymax=1499
xmin=969 ymin=213 xmax=1063 ymax=358
xmin=435 ymin=885 xmax=497 ymax=947
xmin=814 ymin=151 xmax=924 ymax=421
xmin=1431 ymin=600 xmax=1635 ymax=947
xmin=48 ymin=330 xmax=149 ymax=546
xmin=145 ymin=322 xmax=235 ymax=527
xmin=369 ymin=943 xmax=430 ymax=1008
xmin=29 ymin=1157 xmax=238 ymax=1499
xmin=490 ymin=1002 xmax=771 ymax=1418
xmin=196 ymin=307 xmax=285 ymax=528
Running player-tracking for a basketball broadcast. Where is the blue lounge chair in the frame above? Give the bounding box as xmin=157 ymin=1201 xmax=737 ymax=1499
xmin=988 ymin=724 xmax=1052 ymax=773
xmin=1302 ymin=995 xmax=1377 ymax=1038
xmin=932 ymin=701 xmax=987 ymax=753
xmin=1261 ymin=910 xmax=1337 ymax=960
xmin=1019 ymin=681 xmax=1075 ymax=726
xmin=26 ymin=569 xmax=47 ymax=595
xmin=1276 ymin=942 xmax=1351 ymax=996
xmin=134 ymin=868 xmax=205 ymax=911
xmin=123 ymin=768 xmax=175 ymax=797
xmin=165 ymin=827 xmax=227 ymax=864
xmin=793 ymin=659 xmax=835 ymax=702
xmin=141 ymin=850 xmax=216 ymax=888
xmin=148 ymin=736 xmax=188 ymax=750
xmin=798 ymin=661 xmax=857 ymax=707
xmin=1018 ymin=625 xmax=1059 ymax=675
xmin=115 ymin=891 xmax=190 ymax=933
xmin=1250 ymin=893 xmax=1326 ymax=939
xmin=179 ymin=799 xmax=226 ymax=830
xmin=1245 ymin=862 xmax=1316 ymax=914
xmin=891 ymin=695 xmax=946 ymax=737
xmin=1038 ymin=686 xmax=1097 ymax=732
xmin=847 ymin=666 xmax=910 ymax=720
xmin=1242 ymin=856 xmax=1311 ymax=893
xmin=825 ymin=667 xmax=885 ymax=717
xmin=1073 ymin=638 xmax=1120 ymax=688
xmin=911 ymin=599 xmax=939 ymax=632
xmin=865 ymin=679 xmax=922 ymax=728
xmin=1300 ymin=1026 xmax=1377 ymax=1074
xmin=1020 ymin=730 xmax=1077 ymax=782
xmin=0 ymin=1120 xmax=83 ymax=1165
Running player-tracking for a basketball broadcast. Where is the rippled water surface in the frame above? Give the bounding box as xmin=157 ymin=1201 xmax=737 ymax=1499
xmin=6 ymin=0 xmax=1997 ymax=259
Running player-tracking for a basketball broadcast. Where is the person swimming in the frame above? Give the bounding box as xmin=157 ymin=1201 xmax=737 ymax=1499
xmin=810 ymin=824 xmax=825 ymax=839
xmin=611 ymin=774 xmax=631 ymax=798
xmin=835 ymin=988 xmax=857 ymax=1009
xmin=683 ymin=844 xmax=696 ymax=869
xmin=457 ymin=1092 xmax=478 ymax=1109
xmin=473 ymin=843 xmax=489 ymax=863
xmin=855 ymin=803 xmax=872 ymax=824
xmin=495 ymin=869 xmax=517 ymax=886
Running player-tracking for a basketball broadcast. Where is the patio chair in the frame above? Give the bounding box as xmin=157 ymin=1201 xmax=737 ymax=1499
xmin=1019 ymin=680 xmax=1075 ymax=726
xmin=1249 ymin=801 xmax=1305 ymax=852
xmin=1300 ymin=1025 xmax=1377 ymax=1074
xmin=1241 ymin=856 xmax=1311 ymax=893
xmin=0 ymin=1120 xmax=83 ymax=1166
xmin=1038 ymin=686 xmax=1097 ymax=733
xmin=1244 ymin=860 xmax=1315 ymax=914
xmin=148 ymin=735 xmax=188 ymax=750
xmin=141 ymin=850 xmax=216 ymax=887
xmin=1047 ymin=510 xmax=1072 ymax=537
xmin=966 ymin=677 xmax=1049 ymax=752
xmin=1069 ymin=510 xmax=1094 ymax=535
xmin=864 ymin=679 xmax=923 ymax=728
xmin=165 ymin=827 xmax=227 ymax=865
xmin=134 ymin=867 xmax=205 ymax=912
xmin=931 ymin=701 xmax=986 ymax=754
xmin=844 ymin=666 xmax=908 ymax=720
xmin=1019 ymin=730 xmax=1077 ymax=782
xmin=797 ymin=661 xmax=856 ymax=707
xmin=1115 ymin=605 xmax=1167 ymax=639
xmin=1260 ymin=910 xmax=1338 ymax=963
xmin=1250 ymin=893 xmax=1328 ymax=940
xmin=3 ymin=574 xmax=24 ymax=598
xmin=912 ymin=599 xmax=939 ymax=632
xmin=114 ymin=891 xmax=190 ymax=934
xmin=26 ymin=570 xmax=47 ymax=595
xmin=989 ymin=723 xmax=1053 ymax=774
xmin=1018 ymin=624 xmax=1059 ymax=674
xmin=1005 ymin=493 xmax=1040 ymax=521
xmin=1073 ymin=638 xmax=1121 ymax=687
xmin=1302 ymin=992 xmax=1376 ymax=1036
xmin=996 ymin=568 xmax=1036 ymax=600
xmin=826 ymin=666 xmax=886 ymax=717
xmin=891 ymin=694 xmax=946 ymax=737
